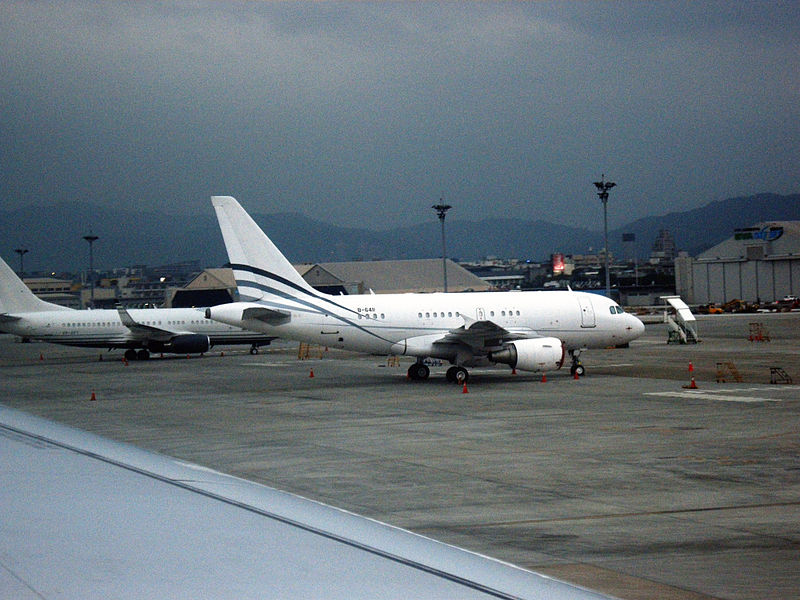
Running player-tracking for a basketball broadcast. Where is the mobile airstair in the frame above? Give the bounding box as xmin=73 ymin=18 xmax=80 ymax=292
xmin=661 ymin=295 xmax=699 ymax=344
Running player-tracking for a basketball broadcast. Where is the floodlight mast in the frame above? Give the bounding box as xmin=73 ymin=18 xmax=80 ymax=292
xmin=14 ymin=248 xmax=29 ymax=279
xmin=83 ymin=234 xmax=99 ymax=309
xmin=593 ymin=175 xmax=616 ymax=298
xmin=432 ymin=202 xmax=452 ymax=292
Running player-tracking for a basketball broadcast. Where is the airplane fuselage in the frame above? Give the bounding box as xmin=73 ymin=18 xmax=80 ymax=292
xmin=208 ymin=289 xmax=644 ymax=364
xmin=0 ymin=307 xmax=268 ymax=349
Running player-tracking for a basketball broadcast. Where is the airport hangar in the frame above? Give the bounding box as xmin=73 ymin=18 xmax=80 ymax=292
xmin=166 ymin=258 xmax=491 ymax=307
xmin=675 ymin=221 xmax=800 ymax=305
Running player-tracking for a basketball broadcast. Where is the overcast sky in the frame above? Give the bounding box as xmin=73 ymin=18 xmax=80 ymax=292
xmin=2 ymin=1 xmax=798 ymax=232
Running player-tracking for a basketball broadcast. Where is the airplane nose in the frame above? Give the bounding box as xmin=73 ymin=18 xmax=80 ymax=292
xmin=629 ymin=314 xmax=645 ymax=338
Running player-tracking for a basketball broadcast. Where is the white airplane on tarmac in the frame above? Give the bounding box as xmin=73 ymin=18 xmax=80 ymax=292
xmin=206 ymin=196 xmax=645 ymax=383
xmin=0 ymin=254 xmax=274 ymax=360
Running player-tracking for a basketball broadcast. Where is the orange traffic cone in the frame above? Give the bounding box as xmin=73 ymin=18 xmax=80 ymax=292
xmin=462 ymin=382 xmax=469 ymax=393
xmin=541 ymin=373 xmax=547 ymax=383
xmin=309 ymin=368 xmax=314 ymax=378
xmin=90 ymin=391 xmax=97 ymax=401
xmin=122 ymin=357 xmax=128 ymax=366
xmin=689 ymin=362 xmax=694 ymax=372
xmin=39 ymin=353 xmax=44 ymax=361
xmin=573 ymin=370 xmax=579 ymax=380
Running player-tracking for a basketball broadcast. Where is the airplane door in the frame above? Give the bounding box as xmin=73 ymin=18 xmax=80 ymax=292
xmin=578 ymin=296 xmax=596 ymax=328
xmin=476 ymin=308 xmax=485 ymax=321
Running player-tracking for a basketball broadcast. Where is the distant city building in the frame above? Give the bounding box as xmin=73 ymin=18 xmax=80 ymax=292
xmin=24 ymin=276 xmax=81 ymax=309
xmin=649 ymin=229 xmax=676 ymax=265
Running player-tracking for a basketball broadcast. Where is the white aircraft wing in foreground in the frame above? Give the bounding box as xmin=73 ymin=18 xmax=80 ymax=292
xmin=206 ymin=196 xmax=645 ymax=382
xmin=0 ymin=405 xmax=614 ymax=599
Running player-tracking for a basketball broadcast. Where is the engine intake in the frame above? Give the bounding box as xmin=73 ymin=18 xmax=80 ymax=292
xmin=489 ymin=338 xmax=564 ymax=372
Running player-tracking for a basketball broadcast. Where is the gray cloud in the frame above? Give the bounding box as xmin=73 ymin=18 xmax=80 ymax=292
xmin=2 ymin=1 xmax=798 ymax=234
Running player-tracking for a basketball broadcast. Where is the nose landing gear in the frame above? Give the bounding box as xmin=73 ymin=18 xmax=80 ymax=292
xmin=569 ymin=349 xmax=585 ymax=377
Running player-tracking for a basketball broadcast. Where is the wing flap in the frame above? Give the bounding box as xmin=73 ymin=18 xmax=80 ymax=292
xmin=437 ymin=318 xmax=534 ymax=351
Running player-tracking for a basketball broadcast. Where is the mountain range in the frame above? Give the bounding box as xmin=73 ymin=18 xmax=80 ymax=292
xmin=2 ymin=193 xmax=798 ymax=274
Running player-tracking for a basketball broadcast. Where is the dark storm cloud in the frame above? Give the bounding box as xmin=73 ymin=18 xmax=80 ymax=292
xmin=2 ymin=1 xmax=798 ymax=232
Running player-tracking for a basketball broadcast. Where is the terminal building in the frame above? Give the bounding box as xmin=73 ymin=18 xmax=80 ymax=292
xmin=675 ymin=221 xmax=800 ymax=304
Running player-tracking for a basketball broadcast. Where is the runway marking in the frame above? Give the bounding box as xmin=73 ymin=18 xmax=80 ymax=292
xmin=464 ymin=500 xmax=800 ymax=528
xmin=645 ymin=390 xmax=783 ymax=403
xmin=244 ymin=362 xmax=298 ymax=367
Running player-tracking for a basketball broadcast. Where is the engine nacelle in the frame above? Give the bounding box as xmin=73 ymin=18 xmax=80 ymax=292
xmin=166 ymin=334 xmax=211 ymax=354
xmin=489 ymin=337 xmax=564 ymax=372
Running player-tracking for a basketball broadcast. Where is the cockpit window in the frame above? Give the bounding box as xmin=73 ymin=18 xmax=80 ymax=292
xmin=609 ymin=306 xmax=624 ymax=314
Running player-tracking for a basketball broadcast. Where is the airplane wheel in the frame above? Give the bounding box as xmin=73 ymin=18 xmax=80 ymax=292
xmin=571 ymin=363 xmax=585 ymax=377
xmin=137 ymin=349 xmax=150 ymax=360
xmin=250 ymin=346 xmax=259 ymax=355
xmin=124 ymin=349 xmax=137 ymax=361
xmin=446 ymin=366 xmax=458 ymax=382
xmin=408 ymin=363 xmax=430 ymax=380
xmin=454 ymin=367 xmax=469 ymax=384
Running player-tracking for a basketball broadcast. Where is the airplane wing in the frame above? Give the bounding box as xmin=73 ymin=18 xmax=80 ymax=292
xmin=436 ymin=316 xmax=534 ymax=351
xmin=0 ymin=314 xmax=22 ymax=323
xmin=0 ymin=405 xmax=613 ymax=599
xmin=117 ymin=306 xmax=181 ymax=342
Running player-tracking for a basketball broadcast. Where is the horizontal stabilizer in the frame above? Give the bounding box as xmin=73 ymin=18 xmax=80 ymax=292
xmin=242 ymin=306 xmax=291 ymax=325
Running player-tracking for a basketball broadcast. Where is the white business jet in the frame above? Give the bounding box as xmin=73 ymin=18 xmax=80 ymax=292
xmin=206 ymin=196 xmax=645 ymax=383
xmin=0 ymin=255 xmax=274 ymax=360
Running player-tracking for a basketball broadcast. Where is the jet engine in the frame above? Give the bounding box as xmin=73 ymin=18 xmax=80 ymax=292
xmin=489 ymin=337 xmax=564 ymax=372
xmin=170 ymin=334 xmax=211 ymax=354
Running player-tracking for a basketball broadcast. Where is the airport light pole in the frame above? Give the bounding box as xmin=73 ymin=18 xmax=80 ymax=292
xmin=14 ymin=248 xmax=29 ymax=279
xmin=83 ymin=234 xmax=99 ymax=309
xmin=432 ymin=202 xmax=452 ymax=292
xmin=593 ymin=175 xmax=616 ymax=298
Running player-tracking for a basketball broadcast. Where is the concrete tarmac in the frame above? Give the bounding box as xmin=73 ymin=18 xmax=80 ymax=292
xmin=1 ymin=312 xmax=798 ymax=599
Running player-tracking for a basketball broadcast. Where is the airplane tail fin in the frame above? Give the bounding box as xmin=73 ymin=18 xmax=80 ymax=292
xmin=211 ymin=196 xmax=320 ymax=302
xmin=0 ymin=255 xmax=71 ymax=314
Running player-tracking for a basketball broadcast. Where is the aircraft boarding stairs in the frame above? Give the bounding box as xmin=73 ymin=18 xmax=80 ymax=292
xmin=661 ymin=295 xmax=699 ymax=344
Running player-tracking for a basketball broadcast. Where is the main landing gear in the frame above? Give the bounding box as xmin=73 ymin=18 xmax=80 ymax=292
xmin=124 ymin=348 xmax=150 ymax=361
xmin=569 ymin=349 xmax=585 ymax=377
xmin=407 ymin=361 xmax=430 ymax=381
xmin=407 ymin=360 xmax=469 ymax=384
xmin=446 ymin=365 xmax=469 ymax=384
